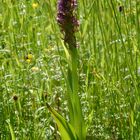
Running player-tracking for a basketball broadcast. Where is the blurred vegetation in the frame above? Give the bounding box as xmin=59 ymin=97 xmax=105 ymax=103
xmin=0 ymin=0 xmax=140 ymax=139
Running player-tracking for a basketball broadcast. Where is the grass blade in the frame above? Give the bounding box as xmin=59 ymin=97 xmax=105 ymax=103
xmin=6 ymin=120 xmax=16 ymax=140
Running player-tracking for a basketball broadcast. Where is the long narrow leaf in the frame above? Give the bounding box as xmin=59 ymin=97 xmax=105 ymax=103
xmin=46 ymin=103 xmax=78 ymax=140
xmin=6 ymin=120 xmax=16 ymax=140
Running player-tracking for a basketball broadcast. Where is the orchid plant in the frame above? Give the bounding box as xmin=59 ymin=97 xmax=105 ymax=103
xmin=47 ymin=0 xmax=86 ymax=140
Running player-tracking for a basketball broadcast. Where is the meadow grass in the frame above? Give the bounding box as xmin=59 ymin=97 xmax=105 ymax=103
xmin=0 ymin=0 xmax=140 ymax=139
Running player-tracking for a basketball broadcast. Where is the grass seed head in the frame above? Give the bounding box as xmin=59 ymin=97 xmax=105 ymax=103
xmin=13 ymin=95 xmax=18 ymax=101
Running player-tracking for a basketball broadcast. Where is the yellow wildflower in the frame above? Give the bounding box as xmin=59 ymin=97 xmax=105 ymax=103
xmin=27 ymin=54 xmax=33 ymax=60
xmin=32 ymin=3 xmax=38 ymax=9
xmin=25 ymin=53 xmax=33 ymax=63
xmin=26 ymin=59 xmax=31 ymax=63
xmin=31 ymin=67 xmax=39 ymax=72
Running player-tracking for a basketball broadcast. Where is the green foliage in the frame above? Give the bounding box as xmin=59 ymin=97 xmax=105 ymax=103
xmin=46 ymin=103 xmax=78 ymax=140
xmin=6 ymin=120 xmax=16 ymax=140
xmin=0 ymin=0 xmax=140 ymax=139
xmin=58 ymin=44 xmax=86 ymax=139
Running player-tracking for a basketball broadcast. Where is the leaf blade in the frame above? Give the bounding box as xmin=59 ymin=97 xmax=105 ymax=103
xmin=46 ymin=103 xmax=78 ymax=140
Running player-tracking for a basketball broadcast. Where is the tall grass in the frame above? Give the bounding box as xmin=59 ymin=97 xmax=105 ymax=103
xmin=0 ymin=0 xmax=140 ymax=139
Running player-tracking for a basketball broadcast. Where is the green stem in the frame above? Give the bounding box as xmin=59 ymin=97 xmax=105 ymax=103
xmin=68 ymin=47 xmax=86 ymax=140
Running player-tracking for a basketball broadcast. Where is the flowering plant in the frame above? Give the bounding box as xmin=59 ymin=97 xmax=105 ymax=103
xmin=47 ymin=1 xmax=86 ymax=140
xmin=57 ymin=0 xmax=79 ymax=48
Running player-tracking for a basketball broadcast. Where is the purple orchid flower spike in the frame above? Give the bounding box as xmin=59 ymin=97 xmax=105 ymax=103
xmin=57 ymin=0 xmax=79 ymax=48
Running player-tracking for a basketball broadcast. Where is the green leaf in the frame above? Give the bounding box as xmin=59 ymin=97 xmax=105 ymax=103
xmin=6 ymin=120 xmax=16 ymax=140
xmin=46 ymin=103 xmax=78 ymax=140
